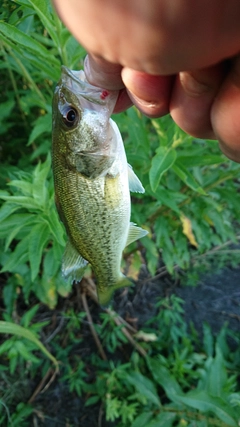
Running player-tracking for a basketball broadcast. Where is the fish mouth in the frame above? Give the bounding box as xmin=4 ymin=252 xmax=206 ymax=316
xmin=60 ymin=66 xmax=118 ymax=111
xmin=58 ymin=65 xmax=119 ymax=117
xmin=61 ymin=66 xmax=87 ymax=91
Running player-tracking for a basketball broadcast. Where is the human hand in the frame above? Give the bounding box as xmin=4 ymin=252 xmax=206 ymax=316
xmin=53 ymin=0 xmax=240 ymax=162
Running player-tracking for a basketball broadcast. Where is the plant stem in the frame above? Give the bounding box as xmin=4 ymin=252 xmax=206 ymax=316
xmin=9 ymin=48 xmax=47 ymax=103
xmin=84 ymin=278 xmax=147 ymax=357
xmin=0 ymin=43 xmax=29 ymax=130
xmin=109 ymin=311 xmax=147 ymax=358
xmin=81 ymin=291 xmax=108 ymax=361
xmin=53 ymin=13 xmax=68 ymax=66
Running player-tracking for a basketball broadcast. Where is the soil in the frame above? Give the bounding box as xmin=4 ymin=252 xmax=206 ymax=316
xmin=31 ymin=263 xmax=240 ymax=427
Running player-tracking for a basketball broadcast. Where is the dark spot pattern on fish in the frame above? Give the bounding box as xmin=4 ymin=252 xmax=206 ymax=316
xmin=52 ymin=67 xmax=146 ymax=304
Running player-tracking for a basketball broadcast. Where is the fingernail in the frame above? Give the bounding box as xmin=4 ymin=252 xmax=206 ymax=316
xmin=179 ymin=72 xmax=211 ymax=96
xmin=127 ymin=90 xmax=159 ymax=109
xmin=122 ymin=68 xmax=160 ymax=106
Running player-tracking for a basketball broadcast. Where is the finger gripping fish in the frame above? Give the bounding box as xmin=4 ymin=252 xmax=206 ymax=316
xmin=52 ymin=66 xmax=147 ymax=306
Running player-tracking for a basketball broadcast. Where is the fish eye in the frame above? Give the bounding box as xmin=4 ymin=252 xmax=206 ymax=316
xmin=62 ymin=105 xmax=79 ymax=128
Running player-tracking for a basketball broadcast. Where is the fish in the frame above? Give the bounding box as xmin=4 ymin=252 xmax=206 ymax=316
xmin=52 ymin=66 xmax=148 ymax=306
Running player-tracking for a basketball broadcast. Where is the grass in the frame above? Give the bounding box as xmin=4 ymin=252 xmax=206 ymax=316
xmin=0 ymin=1 xmax=240 ymax=426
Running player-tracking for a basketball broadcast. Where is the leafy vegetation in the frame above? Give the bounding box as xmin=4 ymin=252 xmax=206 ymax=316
xmin=0 ymin=1 xmax=240 ymax=426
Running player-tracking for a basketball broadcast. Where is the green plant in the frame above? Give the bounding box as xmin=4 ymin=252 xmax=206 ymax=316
xmin=62 ymin=358 xmax=87 ymax=397
xmin=0 ymin=401 xmax=33 ymax=427
xmin=85 ymin=297 xmax=240 ymax=427
xmin=0 ymin=1 xmax=240 ymax=426
xmin=97 ymin=311 xmax=129 ymax=353
xmin=1 ymin=0 xmax=240 ymax=308
xmin=0 ymin=155 xmax=69 ymax=307
xmin=117 ymin=109 xmax=240 ymax=275
xmin=0 ymin=304 xmax=58 ymax=373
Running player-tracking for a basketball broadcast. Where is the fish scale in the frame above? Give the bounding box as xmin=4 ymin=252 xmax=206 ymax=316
xmin=52 ymin=66 xmax=148 ymax=305
xmin=54 ymin=165 xmax=129 ymax=285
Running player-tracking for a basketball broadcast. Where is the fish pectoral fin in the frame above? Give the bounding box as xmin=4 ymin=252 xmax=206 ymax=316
xmin=75 ymin=153 xmax=114 ymax=179
xmin=128 ymin=164 xmax=145 ymax=193
xmin=62 ymin=240 xmax=88 ymax=282
xmin=126 ymin=222 xmax=148 ymax=247
xmin=98 ymin=276 xmax=132 ymax=307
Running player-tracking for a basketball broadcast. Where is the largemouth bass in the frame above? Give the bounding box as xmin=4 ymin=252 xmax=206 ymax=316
xmin=52 ymin=66 xmax=147 ymax=306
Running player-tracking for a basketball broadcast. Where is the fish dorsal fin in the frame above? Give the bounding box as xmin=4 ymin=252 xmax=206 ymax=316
xmin=62 ymin=240 xmax=88 ymax=282
xmin=128 ymin=164 xmax=145 ymax=193
xmin=125 ymin=222 xmax=148 ymax=247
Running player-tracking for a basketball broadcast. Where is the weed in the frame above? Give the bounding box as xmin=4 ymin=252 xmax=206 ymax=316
xmin=0 ymin=1 xmax=240 ymax=426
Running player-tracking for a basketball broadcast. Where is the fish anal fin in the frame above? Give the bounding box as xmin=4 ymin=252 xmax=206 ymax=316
xmin=62 ymin=240 xmax=88 ymax=282
xmin=128 ymin=164 xmax=145 ymax=193
xmin=126 ymin=222 xmax=148 ymax=247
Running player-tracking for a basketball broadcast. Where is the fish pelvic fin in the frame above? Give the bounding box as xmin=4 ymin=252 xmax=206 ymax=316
xmin=98 ymin=275 xmax=132 ymax=307
xmin=62 ymin=240 xmax=88 ymax=282
xmin=128 ymin=164 xmax=145 ymax=193
xmin=126 ymin=222 xmax=148 ymax=247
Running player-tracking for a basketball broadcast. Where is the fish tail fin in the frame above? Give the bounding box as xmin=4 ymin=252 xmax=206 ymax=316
xmin=98 ymin=275 xmax=132 ymax=307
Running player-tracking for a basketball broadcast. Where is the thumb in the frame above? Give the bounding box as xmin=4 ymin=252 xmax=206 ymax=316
xmin=84 ymin=54 xmax=124 ymax=90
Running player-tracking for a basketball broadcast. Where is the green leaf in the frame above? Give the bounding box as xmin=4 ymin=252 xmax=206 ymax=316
xmin=178 ymin=153 xmax=224 ymax=167
xmin=0 ymin=321 xmax=58 ymax=368
xmin=4 ymin=215 xmax=34 ymax=250
xmin=28 ymin=114 xmax=52 ymax=145
xmin=21 ymin=304 xmax=39 ymax=328
xmin=26 ymin=0 xmax=59 ymax=46
xmin=146 ymin=412 xmax=176 ymax=427
xmin=55 ymin=272 xmax=72 ymax=298
xmin=0 ymin=195 xmax=41 ymax=210
xmin=20 ymin=50 xmax=60 ymax=81
xmin=172 ymin=161 xmax=207 ymax=195
xmin=1 ymin=236 xmax=29 ymax=273
xmin=149 ymin=147 xmax=177 ymax=192
xmin=148 ymin=358 xmax=238 ymax=426
xmin=0 ymin=99 xmax=15 ymax=123
xmin=0 ymin=22 xmax=58 ymax=65
xmin=47 ymin=207 xmax=66 ymax=246
xmin=10 ymin=402 xmax=33 ymax=425
xmin=203 ymin=323 xmax=214 ymax=357
xmin=177 ymin=390 xmax=238 ymax=427
xmin=85 ymin=395 xmax=100 ymax=407
xmin=141 ymin=236 xmax=159 ymax=276
xmin=130 ymin=412 xmax=153 ymax=427
xmin=3 ymin=282 xmax=18 ymax=315
xmin=8 ymin=180 xmax=33 ymax=196
xmin=14 ymin=340 xmax=40 ymax=363
xmin=35 ymin=275 xmax=57 ymax=309
xmin=0 ymin=190 xmax=11 ymax=198
xmin=126 ymin=372 xmax=161 ymax=407
xmin=0 ymin=203 xmax=19 ymax=222
xmin=154 ymin=186 xmax=181 ymax=214
xmin=32 ymin=155 xmax=51 ymax=204
xmin=28 ymin=222 xmax=50 ymax=281
xmin=207 ymin=346 xmax=227 ymax=398
xmin=43 ymin=246 xmax=61 ymax=277
xmin=0 ymin=213 xmax=34 ymax=240
xmin=147 ymin=358 xmax=183 ymax=400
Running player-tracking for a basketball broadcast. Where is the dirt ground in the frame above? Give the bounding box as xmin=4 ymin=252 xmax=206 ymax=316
xmin=31 ymin=262 xmax=240 ymax=427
